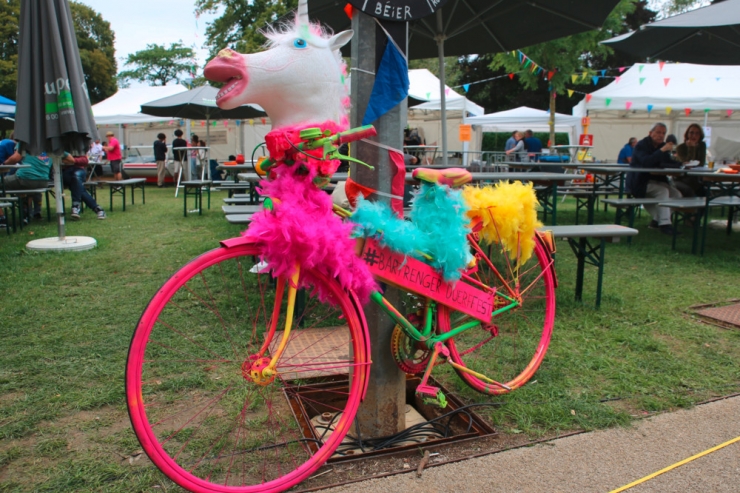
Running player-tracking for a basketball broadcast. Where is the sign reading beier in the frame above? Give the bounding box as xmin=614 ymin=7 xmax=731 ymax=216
xmin=347 ymin=0 xmax=450 ymax=21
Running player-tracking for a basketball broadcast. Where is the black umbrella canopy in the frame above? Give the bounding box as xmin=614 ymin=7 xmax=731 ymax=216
xmin=602 ymin=0 xmax=740 ymax=65
xmin=15 ymin=0 xmax=99 ymax=156
xmin=309 ymin=0 xmax=621 ymax=59
xmin=140 ymin=85 xmax=266 ymax=120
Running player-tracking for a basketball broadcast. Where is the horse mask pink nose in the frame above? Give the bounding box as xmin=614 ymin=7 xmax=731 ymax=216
xmin=204 ymin=0 xmax=353 ymax=131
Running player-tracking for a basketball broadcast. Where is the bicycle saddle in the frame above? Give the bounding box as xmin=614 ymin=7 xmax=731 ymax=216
xmin=412 ymin=167 xmax=472 ymax=188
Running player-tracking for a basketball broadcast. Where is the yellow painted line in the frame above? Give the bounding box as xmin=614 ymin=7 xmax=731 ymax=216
xmin=609 ymin=435 xmax=740 ymax=492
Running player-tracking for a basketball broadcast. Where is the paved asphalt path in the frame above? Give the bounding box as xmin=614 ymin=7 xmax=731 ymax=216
xmin=326 ymin=395 xmax=740 ymax=493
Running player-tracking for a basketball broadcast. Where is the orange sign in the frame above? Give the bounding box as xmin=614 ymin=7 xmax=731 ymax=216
xmin=459 ymin=124 xmax=472 ymax=142
xmin=581 ymin=117 xmax=591 ymax=126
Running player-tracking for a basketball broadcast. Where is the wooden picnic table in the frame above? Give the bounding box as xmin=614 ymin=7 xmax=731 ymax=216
xmin=687 ymin=171 xmax=740 ymax=254
xmin=216 ymin=164 xmax=253 ymax=183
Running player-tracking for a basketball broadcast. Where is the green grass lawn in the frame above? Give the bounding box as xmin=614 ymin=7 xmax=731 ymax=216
xmin=1 ymin=185 xmax=739 ymax=491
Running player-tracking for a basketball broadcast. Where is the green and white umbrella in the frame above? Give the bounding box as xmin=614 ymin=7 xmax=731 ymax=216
xmin=14 ymin=0 xmax=99 ymax=250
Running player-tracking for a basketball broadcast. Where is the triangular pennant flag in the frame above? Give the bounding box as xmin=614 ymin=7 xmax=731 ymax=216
xmin=727 ymin=110 xmax=733 ymax=117
xmin=361 ymin=35 xmax=409 ymax=125
xmin=567 ymin=89 xmax=574 ymax=97
xmin=523 ymin=59 xmax=532 ymax=68
xmin=223 ymin=120 xmax=228 ymax=127
xmin=684 ymin=108 xmax=692 ymax=116
xmin=548 ymin=84 xmax=552 ymax=92
xmin=581 ymin=71 xmax=588 ymax=81
xmin=426 ymin=92 xmax=431 ymax=99
xmin=235 ymin=119 xmax=241 ymax=126
xmin=618 ymin=66 xmax=626 ymax=73
xmin=605 ymin=98 xmax=611 ymax=106
xmin=659 ymin=61 xmax=665 ymax=71
xmin=592 ymin=76 xmax=600 ymax=85
xmin=585 ymin=94 xmax=592 ymax=103
xmin=548 ymin=71 xmax=555 ymax=80
xmin=600 ymin=69 xmax=606 ymax=77
xmin=639 ymin=78 xmax=646 ymax=85
xmin=639 ymin=64 xmax=645 ymax=72
xmin=445 ymin=88 xmax=450 ymax=95
xmin=261 ymin=118 xmax=267 ymax=125
xmin=689 ymin=78 xmax=695 ymax=83
xmin=343 ymin=2 xmax=354 ymax=18
xmin=664 ymin=78 xmax=670 ymax=86
xmin=704 ymin=108 xmax=710 ymax=113
xmin=615 ymin=76 xmax=621 ymax=83
xmin=508 ymin=73 xmax=515 ymax=80
xmin=518 ymin=52 xmax=524 ymax=63
xmin=463 ymin=84 xmax=470 ymax=92
xmin=647 ymin=104 xmax=654 ymax=113
xmin=571 ymin=74 xmax=578 ymax=84
xmin=665 ymin=106 xmax=672 ymax=115
xmin=626 ymin=101 xmax=632 ymax=110
xmin=248 ymin=119 xmax=254 ymax=125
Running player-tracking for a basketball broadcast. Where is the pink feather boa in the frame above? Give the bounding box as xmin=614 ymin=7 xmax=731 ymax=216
xmin=245 ymin=122 xmax=378 ymax=304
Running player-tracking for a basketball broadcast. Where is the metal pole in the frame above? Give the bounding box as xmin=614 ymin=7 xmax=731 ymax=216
xmin=436 ymin=9 xmax=448 ymax=167
xmin=53 ymin=155 xmax=65 ymax=240
xmin=350 ymin=11 xmax=406 ymax=438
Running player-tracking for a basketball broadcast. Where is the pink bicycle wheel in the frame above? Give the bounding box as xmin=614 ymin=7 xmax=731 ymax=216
xmin=441 ymin=236 xmax=556 ymax=395
xmin=126 ymin=243 xmax=369 ymax=492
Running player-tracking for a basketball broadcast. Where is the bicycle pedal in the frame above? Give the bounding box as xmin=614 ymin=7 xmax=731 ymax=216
xmin=416 ymin=385 xmax=448 ymax=409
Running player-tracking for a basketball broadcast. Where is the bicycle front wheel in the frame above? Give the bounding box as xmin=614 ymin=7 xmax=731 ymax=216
xmin=126 ymin=243 xmax=368 ymax=492
xmin=440 ymin=235 xmax=555 ymax=395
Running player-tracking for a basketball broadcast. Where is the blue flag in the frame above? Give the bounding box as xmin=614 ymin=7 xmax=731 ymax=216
xmin=362 ymin=38 xmax=409 ymax=126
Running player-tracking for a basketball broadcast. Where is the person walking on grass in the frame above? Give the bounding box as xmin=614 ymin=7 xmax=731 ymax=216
xmin=171 ymin=129 xmax=187 ymax=185
xmin=103 ymin=131 xmax=122 ymax=181
xmin=628 ymin=122 xmax=682 ymax=236
xmin=154 ymin=133 xmax=168 ymax=188
xmin=62 ymin=152 xmax=106 ymax=220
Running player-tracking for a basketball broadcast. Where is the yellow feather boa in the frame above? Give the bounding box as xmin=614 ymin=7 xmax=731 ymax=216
xmin=461 ymin=181 xmax=542 ymax=264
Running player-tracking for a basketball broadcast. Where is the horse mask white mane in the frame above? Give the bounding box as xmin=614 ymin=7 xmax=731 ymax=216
xmin=204 ymin=0 xmax=353 ymax=131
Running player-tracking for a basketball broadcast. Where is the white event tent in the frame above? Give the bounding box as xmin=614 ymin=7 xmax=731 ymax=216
xmin=92 ymin=86 xmax=188 ymax=125
xmin=573 ymin=63 xmax=740 ymax=161
xmin=466 ymin=106 xmax=581 ymax=145
xmin=406 ymin=69 xmax=484 ymax=160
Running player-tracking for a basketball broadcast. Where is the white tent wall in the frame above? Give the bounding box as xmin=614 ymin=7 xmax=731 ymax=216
xmin=576 ymin=63 xmax=740 ymax=161
xmin=407 ymin=110 xmax=483 ymax=163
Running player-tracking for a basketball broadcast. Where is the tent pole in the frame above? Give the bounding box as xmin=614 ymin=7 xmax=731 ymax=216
xmin=436 ymin=10 xmax=448 ymax=166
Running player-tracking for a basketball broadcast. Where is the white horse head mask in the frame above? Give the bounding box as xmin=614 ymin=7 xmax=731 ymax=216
xmin=204 ymin=0 xmax=353 ymax=131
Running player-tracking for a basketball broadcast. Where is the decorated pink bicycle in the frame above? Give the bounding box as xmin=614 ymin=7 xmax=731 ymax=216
xmin=125 ymin=2 xmax=556 ymax=492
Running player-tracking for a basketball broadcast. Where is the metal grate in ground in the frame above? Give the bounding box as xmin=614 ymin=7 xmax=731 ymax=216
xmin=690 ymin=299 xmax=740 ymax=330
xmin=269 ymin=327 xmax=350 ymax=379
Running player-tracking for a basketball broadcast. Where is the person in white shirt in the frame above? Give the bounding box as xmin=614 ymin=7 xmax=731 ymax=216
xmin=88 ymin=139 xmax=104 ymax=163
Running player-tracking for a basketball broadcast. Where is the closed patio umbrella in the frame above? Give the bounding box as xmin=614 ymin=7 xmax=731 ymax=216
xmin=602 ymin=0 xmax=740 ymax=65
xmin=14 ymin=0 xmax=99 ymax=251
xmin=308 ymin=0 xmax=621 ymax=164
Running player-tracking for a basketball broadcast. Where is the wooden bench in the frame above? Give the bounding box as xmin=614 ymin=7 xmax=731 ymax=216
xmin=223 ymin=197 xmax=263 ymax=205
xmin=3 ymin=187 xmax=53 ymax=229
xmin=212 ymin=181 xmax=259 ymax=201
xmin=539 ymin=224 xmax=638 ymax=308
xmin=222 ymin=205 xmax=263 ymax=215
xmin=225 ymin=213 xmax=255 ymax=224
xmin=107 ymin=178 xmax=146 ymax=211
xmin=603 ymin=197 xmax=700 ymax=244
xmin=181 ymin=180 xmax=212 ymax=216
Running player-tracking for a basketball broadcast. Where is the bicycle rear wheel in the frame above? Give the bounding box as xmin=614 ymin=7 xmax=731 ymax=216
xmin=126 ymin=243 xmax=368 ymax=492
xmin=440 ymin=235 xmax=555 ymax=395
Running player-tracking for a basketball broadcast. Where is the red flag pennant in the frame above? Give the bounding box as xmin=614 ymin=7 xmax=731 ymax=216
xmin=659 ymin=61 xmax=666 ymax=71
xmin=548 ymin=71 xmax=555 ymax=80
xmin=618 ymin=66 xmax=626 ymax=73
xmin=508 ymin=73 xmax=515 ymax=80
xmin=664 ymin=78 xmax=670 ymax=86
xmin=727 ymin=110 xmax=734 ymax=117
xmin=585 ymin=94 xmax=593 ymax=103
xmin=344 ymin=3 xmax=354 ymax=19
xmin=684 ymin=108 xmax=692 ymax=116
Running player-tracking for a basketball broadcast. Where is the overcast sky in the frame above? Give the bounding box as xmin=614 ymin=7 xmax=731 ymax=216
xmin=78 ymin=0 xmax=220 ymax=81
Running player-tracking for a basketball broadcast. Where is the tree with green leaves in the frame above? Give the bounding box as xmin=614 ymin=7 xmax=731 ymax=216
xmin=195 ymin=0 xmax=297 ymax=58
xmin=491 ymin=0 xmax=638 ymax=148
xmin=117 ymin=42 xmax=197 ymax=87
xmin=0 ymin=0 xmax=19 ymax=100
xmin=0 ymin=0 xmax=116 ymax=104
xmin=69 ymin=2 xmax=117 ymax=104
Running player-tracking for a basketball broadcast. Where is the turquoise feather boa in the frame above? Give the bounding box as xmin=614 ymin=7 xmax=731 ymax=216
xmin=351 ymin=183 xmax=472 ymax=281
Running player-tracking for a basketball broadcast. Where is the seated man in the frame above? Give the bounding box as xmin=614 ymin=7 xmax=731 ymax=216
xmin=61 ymin=152 xmax=106 ymax=220
xmin=627 ymin=123 xmax=682 ymax=235
xmin=3 ymin=145 xmax=52 ymax=222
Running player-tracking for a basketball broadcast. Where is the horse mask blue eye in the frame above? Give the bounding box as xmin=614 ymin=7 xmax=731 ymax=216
xmin=293 ymin=38 xmax=307 ymax=49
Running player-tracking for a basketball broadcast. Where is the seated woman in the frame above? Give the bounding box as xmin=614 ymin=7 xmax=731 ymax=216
xmin=673 ymin=123 xmax=706 ymax=197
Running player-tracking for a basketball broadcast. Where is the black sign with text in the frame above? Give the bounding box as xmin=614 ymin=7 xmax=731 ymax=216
xmin=347 ymin=0 xmax=450 ymax=22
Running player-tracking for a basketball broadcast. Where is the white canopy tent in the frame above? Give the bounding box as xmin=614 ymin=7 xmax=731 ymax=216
xmin=573 ymin=63 xmax=740 ymax=161
xmin=92 ymin=86 xmax=188 ymax=125
xmin=466 ymin=106 xmax=581 ymax=145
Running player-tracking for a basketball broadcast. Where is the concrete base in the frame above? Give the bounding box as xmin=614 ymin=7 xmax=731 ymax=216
xmin=26 ymin=236 xmax=97 ymax=252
